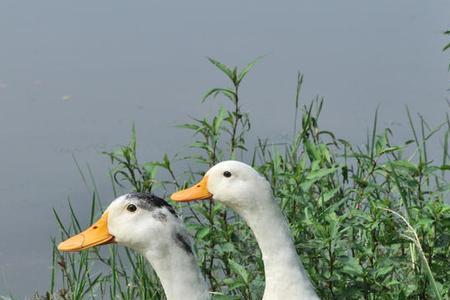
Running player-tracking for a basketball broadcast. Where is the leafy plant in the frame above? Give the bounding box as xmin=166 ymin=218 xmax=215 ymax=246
xmin=37 ymin=57 xmax=450 ymax=300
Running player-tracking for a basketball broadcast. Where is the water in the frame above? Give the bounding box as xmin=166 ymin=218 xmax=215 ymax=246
xmin=0 ymin=0 xmax=449 ymax=297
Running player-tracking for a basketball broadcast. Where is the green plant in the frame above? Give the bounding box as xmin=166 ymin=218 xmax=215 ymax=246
xmin=40 ymin=58 xmax=450 ymax=300
xmin=444 ymin=30 xmax=450 ymax=71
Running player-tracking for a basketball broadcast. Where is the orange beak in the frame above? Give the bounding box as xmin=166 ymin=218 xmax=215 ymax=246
xmin=57 ymin=212 xmax=115 ymax=252
xmin=171 ymin=176 xmax=213 ymax=202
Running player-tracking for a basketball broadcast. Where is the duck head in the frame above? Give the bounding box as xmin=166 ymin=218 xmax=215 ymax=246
xmin=58 ymin=193 xmax=185 ymax=253
xmin=171 ymin=160 xmax=272 ymax=211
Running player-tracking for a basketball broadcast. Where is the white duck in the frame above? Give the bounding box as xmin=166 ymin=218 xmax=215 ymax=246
xmin=58 ymin=192 xmax=210 ymax=300
xmin=171 ymin=160 xmax=319 ymax=300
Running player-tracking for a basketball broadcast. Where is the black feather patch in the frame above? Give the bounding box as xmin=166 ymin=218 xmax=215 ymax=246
xmin=175 ymin=233 xmax=193 ymax=255
xmin=126 ymin=192 xmax=177 ymax=216
xmin=153 ymin=212 xmax=168 ymax=222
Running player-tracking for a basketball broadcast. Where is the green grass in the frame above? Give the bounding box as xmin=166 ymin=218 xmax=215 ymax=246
xmin=31 ymin=57 xmax=450 ymax=300
xmin=444 ymin=29 xmax=450 ymax=71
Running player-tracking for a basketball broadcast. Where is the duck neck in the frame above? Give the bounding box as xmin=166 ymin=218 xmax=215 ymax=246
xmin=237 ymin=196 xmax=318 ymax=299
xmin=143 ymin=243 xmax=210 ymax=300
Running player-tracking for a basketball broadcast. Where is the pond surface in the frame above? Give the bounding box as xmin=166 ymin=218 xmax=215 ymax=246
xmin=0 ymin=0 xmax=449 ymax=298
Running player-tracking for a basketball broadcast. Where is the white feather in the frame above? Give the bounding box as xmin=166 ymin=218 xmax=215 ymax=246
xmin=205 ymin=161 xmax=319 ymax=300
xmin=107 ymin=195 xmax=210 ymax=300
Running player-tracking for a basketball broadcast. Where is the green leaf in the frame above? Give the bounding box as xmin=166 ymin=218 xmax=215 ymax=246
xmin=304 ymin=139 xmax=320 ymax=161
xmin=213 ymin=107 xmax=227 ymax=133
xmin=222 ymin=278 xmax=246 ymax=291
xmin=387 ymin=160 xmax=418 ymax=174
xmin=176 ymin=123 xmax=200 ymax=131
xmin=229 ymin=259 xmax=249 ymax=284
xmin=321 ymin=187 xmax=339 ymax=203
xmin=374 ymin=265 xmax=394 ymax=278
xmin=340 ymin=257 xmax=363 ymax=276
xmin=218 ymin=242 xmax=235 ymax=254
xmin=196 ymin=227 xmax=211 ymax=240
xmin=379 ymin=146 xmax=402 ymax=155
xmin=305 ymin=166 xmax=338 ymax=182
xmin=443 ymin=42 xmax=450 ymax=52
xmin=236 ymin=56 xmax=263 ymax=86
xmin=207 ymin=57 xmax=236 ymax=82
xmin=211 ymin=294 xmax=241 ymax=300
xmin=202 ymin=88 xmax=237 ymax=103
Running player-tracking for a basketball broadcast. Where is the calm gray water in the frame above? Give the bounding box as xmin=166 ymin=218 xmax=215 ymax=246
xmin=1 ymin=0 xmax=449 ymax=297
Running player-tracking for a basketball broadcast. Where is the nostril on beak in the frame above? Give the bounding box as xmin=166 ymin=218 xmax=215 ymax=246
xmin=93 ymin=226 xmax=98 ymax=229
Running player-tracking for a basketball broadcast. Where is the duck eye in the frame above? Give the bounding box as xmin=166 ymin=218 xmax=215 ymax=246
xmin=223 ymin=171 xmax=232 ymax=178
xmin=127 ymin=204 xmax=137 ymax=212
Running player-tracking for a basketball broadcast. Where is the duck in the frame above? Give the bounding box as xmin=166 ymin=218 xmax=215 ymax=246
xmin=171 ymin=160 xmax=319 ymax=300
xmin=58 ymin=192 xmax=210 ymax=300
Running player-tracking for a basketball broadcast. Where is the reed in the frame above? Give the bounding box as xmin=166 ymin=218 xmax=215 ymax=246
xmin=32 ymin=57 xmax=450 ymax=299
